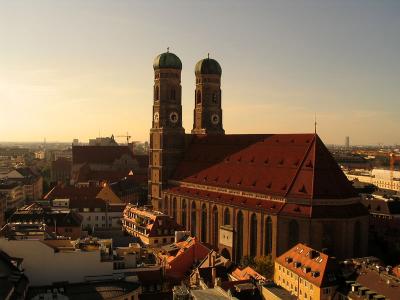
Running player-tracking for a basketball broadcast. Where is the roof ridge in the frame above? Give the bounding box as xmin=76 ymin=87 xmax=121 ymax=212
xmin=284 ymin=134 xmax=317 ymax=198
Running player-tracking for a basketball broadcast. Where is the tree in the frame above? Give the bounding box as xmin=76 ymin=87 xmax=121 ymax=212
xmin=240 ymin=255 xmax=274 ymax=279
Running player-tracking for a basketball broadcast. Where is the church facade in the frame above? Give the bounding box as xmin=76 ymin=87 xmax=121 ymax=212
xmin=148 ymin=51 xmax=368 ymax=262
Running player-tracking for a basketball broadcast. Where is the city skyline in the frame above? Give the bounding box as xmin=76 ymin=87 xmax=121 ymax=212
xmin=1 ymin=1 xmax=399 ymax=145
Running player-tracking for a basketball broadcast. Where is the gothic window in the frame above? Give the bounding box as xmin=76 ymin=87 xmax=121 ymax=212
xmin=265 ymin=216 xmax=272 ymax=255
xmin=212 ymin=206 xmax=218 ymax=246
xmin=224 ymin=208 xmax=230 ymax=225
xmin=181 ymin=199 xmax=187 ymax=228
xmin=196 ymin=90 xmax=202 ymax=104
xmin=164 ymin=196 xmax=169 ymax=214
xmin=201 ymin=204 xmax=207 ymax=242
xmin=288 ymin=220 xmax=299 ymax=248
xmin=172 ymin=197 xmax=177 ymax=219
xmin=250 ymin=213 xmax=258 ymax=257
xmin=322 ymin=223 xmax=335 ymax=254
xmin=170 ymin=88 xmax=176 ymax=101
xmin=155 ymin=86 xmax=159 ymax=101
xmin=354 ymin=221 xmax=361 ymax=257
xmin=212 ymin=92 xmax=218 ymax=104
xmin=191 ymin=202 xmax=197 ymax=237
xmin=236 ymin=211 xmax=244 ymax=262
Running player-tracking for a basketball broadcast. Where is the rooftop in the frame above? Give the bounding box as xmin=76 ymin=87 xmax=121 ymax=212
xmin=275 ymin=243 xmax=340 ymax=288
xmin=172 ymin=134 xmax=357 ymax=201
xmin=27 ymin=280 xmax=140 ymax=300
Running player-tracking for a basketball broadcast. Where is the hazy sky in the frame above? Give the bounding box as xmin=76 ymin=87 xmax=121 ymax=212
xmin=0 ymin=0 xmax=399 ymax=145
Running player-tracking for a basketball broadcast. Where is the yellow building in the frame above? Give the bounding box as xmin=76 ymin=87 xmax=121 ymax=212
xmin=274 ymin=243 xmax=340 ymax=300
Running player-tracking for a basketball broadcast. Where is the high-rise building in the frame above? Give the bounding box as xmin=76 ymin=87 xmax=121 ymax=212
xmin=345 ymin=136 xmax=350 ymax=148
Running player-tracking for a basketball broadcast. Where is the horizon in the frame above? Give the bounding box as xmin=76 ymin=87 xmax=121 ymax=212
xmin=1 ymin=1 xmax=399 ymax=145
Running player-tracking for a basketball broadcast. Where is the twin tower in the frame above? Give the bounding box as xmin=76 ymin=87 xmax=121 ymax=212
xmin=149 ymin=51 xmax=225 ymax=209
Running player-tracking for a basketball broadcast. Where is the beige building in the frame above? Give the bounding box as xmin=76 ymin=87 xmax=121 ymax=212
xmin=274 ymin=243 xmax=341 ymax=300
xmin=0 ymin=238 xmax=114 ymax=286
xmin=345 ymin=168 xmax=400 ymax=191
xmin=122 ymin=205 xmax=183 ymax=247
xmin=0 ymin=181 xmax=24 ymax=211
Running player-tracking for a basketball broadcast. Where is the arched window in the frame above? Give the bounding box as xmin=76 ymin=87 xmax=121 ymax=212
xmin=354 ymin=221 xmax=361 ymax=257
xmin=164 ymin=196 xmax=169 ymax=214
xmin=224 ymin=208 xmax=230 ymax=225
xmin=201 ymin=204 xmax=207 ymax=242
xmin=155 ymin=86 xmax=159 ymax=100
xmin=288 ymin=220 xmax=299 ymax=249
xmin=172 ymin=197 xmax=177 ymax=219
xmin=221 ymin=248 xmax=231 ymax=260
xmin=196 ymin=90 xmax=202 ymax=104
xmin=265 ymin=216 xmax=272 ymax=255
xmin=212 ymin=92 xmax=218 ymax=104
xmin=170 ymin=88 xmax=176 ymax=101
xmin=191 ymin=202 xmax=197 ymax=237
xmin=212 ymin=206 xmax=218 ymax=246
xmin=250 ymin=213 xmax=258 ymax=257
xmin=181 ymin=199 xmax=187 ymax=228
xmin=322 ymin=223 xmax=334 ymax=254
xmin=236 ymin=211 xmax=244 ymax=262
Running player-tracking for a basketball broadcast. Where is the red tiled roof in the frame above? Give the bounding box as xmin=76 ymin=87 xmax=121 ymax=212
xmin=173 ymin=134 xmax=356 ymax=200
xmin=72 ymin=145 xmax=134 ymax=164
xmin=44 ymin=185 xmax=102 ymax=201
xmin=76 ymin=169 xmax=133 ymax=183
xmin=355 ymin=266 xmax=400 ymax=299
xmin=276 ymin=243 xmax=340 ymax=288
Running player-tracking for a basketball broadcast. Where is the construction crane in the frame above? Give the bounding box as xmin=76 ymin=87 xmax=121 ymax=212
xmin=116 ymin=132 xmax=132 ymax=144
xmin=389 ymin=153 xmax=400 ymax=184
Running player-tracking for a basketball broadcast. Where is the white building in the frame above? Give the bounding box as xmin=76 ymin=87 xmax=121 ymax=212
xmin=0 ymin=238 xmax=114 ymax=286
xmin=345 ymin=168 xmax=400 ymax=192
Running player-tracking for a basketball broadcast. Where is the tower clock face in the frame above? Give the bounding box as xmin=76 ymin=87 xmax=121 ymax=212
xmin=169 ymin=111 xmax=179 ymax=123
xmin=211 ymin=114 xmax=220 ymax=125
xmin=153 ymin=112 xmax=159 ymax=122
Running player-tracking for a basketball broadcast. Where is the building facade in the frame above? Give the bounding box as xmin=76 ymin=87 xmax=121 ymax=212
xmin=148 ymin=51 xmax=369 ymax=262
xmin=122 ymin=204 xmax=183 ymax=247
xmin=274 ymin=243 xmax=340 ymax=300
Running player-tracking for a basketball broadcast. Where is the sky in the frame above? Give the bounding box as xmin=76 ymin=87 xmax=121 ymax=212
xmin=0 ymin=0 xmax=399 ymax=145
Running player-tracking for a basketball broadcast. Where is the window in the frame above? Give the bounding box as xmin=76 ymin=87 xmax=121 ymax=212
xmin=170 ymin=88 xmax=176 ymax=101
xmin=250 ymin=213 xmax=257 ymax=257
xmin=265 ymin=216 xmax=272 ymax=255
xmin=201 ymin=204 xmax=207 ymax=242
xmin=102 ymin=216 xmax=105 ymax=220
xmin=224 ymin=208 xmax=230 ymax=225
xmin=154 ymin=239 xmax=158 ymax=244
xmin=196 ymin=90 xmax=202 ymax=104
xmin=95 ymin=216 xmax=99 ymax=221
xmin=87 ymin=216 xmax=91 ymax=221
xmin=236 ymin=211 xmax=244 ymax=262
xmin=155 ymin=86 xmax=159 ymax=100
xmin=83 ymin=208 xmax=90 ymax=212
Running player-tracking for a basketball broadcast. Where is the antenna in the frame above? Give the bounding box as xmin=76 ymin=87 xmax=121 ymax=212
xmin=314 ymin=113 xmax=317 ymax=134
xmin=207 ymin=53 xmax=210 ymax=59
xmin=167 ymin=47 xmax=170 ymax=53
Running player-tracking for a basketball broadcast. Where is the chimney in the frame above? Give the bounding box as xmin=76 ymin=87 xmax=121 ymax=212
xmin=211 ymin=253 xmax=216 ymax=267
xmin=128 ymin=142 xmax=135 ymax=153
xmin=211 ymin=267 xmax=217 ymax=286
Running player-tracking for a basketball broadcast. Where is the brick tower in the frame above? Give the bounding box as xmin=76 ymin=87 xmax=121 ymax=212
xmin=192 ymin=56 xmax=225 ymax=135
xmin=149 ymin=51 xmax=185 ymax=211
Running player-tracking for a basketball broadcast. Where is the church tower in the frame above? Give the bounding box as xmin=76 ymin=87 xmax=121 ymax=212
xmin=192 ymin=56 xmax=225 ymax=135
xmin=149 ymin=51 xmax=185 ymax=211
